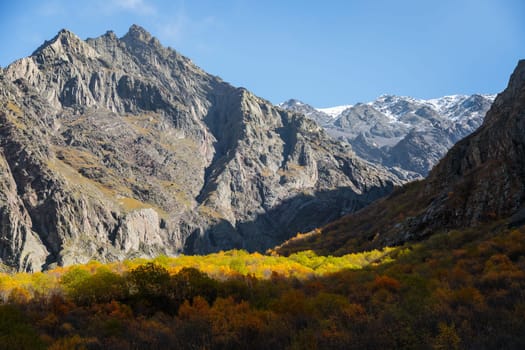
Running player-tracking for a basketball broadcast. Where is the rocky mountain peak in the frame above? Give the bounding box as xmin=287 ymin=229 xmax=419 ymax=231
xmin=280 ymin=99 xmax=304 ymax=107
xmin=31 ymin=28 xmax=99 ymax=63
xmin=278 ymin=99 xmax=334 ymax=127
xmin=101 ymin=30 xmax=118 ymax=41
xmin=121 ymin=24 xmax=162 ymax=50
xmin=125 ymin=24 xmax=153 ymax=42
xmin=0 ymin=27 xmax=401 ymax=271
xmin=56 ymin=28 xmax=76 ymax=39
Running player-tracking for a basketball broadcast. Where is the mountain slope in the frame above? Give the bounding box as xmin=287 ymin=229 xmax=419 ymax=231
xmin=280 ymin=94 xmax=495 ymax=177
xmin=0 ymin=26 xmax=400 ymax=271
xmin=275 ymin=60 xmax=525 ymax=256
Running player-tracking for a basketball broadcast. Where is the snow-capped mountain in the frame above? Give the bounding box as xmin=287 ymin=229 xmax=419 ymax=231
xmin=369 ymin=94 xmax=495 ymax=125
xmin=280 ymin=94 xmax=496 ymax=177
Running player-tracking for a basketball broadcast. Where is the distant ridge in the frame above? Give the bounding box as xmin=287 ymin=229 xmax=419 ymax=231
xmin=280 ymin=93 xmax=495 ymax=178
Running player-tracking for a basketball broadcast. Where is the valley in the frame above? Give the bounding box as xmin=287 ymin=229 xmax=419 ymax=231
xmin=0 ymin=19 xmax=524 ymax=349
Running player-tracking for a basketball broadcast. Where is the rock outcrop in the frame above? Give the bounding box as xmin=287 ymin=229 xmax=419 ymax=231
xmin=0 ymin=26 xmax=400 ymax=271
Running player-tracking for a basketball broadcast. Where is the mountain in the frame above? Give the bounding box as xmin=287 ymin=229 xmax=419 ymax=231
xmin=279 ymin=94 xmax=495 ymax=178
xmin=277 ymin=99 xmax=334 ymax=126
xmin=275 ymin=60 xmax=525 ymax=256
xmin=0 ymin=26 xmax=401 ymax=271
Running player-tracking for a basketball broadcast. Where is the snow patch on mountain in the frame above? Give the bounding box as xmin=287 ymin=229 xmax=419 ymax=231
xmin=316 ymin=105 xmax=353 ymax=118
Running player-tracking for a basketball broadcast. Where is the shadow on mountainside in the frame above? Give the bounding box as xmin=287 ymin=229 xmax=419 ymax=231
xmin=184 ymin=183 xmax=395 ymax=255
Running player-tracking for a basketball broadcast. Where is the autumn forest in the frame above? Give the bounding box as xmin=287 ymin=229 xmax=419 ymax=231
xmin=1 ymin=223 xmax=524 ymax=349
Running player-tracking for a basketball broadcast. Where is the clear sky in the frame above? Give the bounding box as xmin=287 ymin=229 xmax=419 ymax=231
xmin=0 ymin=0 xmax=523 ymax=107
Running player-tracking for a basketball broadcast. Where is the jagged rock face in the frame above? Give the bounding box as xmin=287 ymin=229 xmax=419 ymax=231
xmin=0 ymin=26 xmax=400 ymax=271
xmin=279 ymin=94 xmax=495 ymax=178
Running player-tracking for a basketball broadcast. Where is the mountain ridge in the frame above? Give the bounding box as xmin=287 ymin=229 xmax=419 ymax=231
xmin=279 ymin=93 xmax=495 ymax=177
xmin=0 ymin=25 xmax=400 ymax=271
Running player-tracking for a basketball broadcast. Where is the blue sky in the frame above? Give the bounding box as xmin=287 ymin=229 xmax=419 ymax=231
xmin=0 ymin=0 xmax=523 ymax=107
